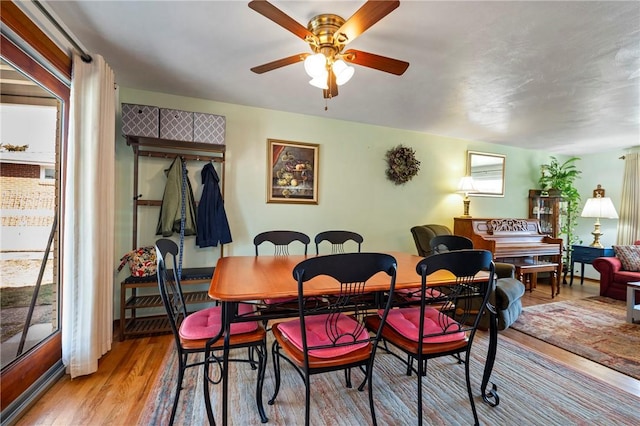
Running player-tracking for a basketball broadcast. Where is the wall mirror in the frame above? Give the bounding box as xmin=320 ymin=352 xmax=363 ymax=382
xmin=467 ymin=151 xmax=506 ymax=197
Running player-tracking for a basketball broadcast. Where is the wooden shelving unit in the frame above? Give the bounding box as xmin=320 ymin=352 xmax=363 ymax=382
xmin=119 ymin=136 xmax=225 ymax=340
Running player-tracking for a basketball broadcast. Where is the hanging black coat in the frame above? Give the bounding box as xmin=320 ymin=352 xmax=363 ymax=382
xmin=196 ymin=163 xmax=232 ymax=247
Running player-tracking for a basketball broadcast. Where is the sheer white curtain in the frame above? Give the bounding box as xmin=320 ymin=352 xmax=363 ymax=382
xmin=616 ymin=150 xmax=640 ymax=244
xmin=62 ymin=53 xmax=116 ymax=378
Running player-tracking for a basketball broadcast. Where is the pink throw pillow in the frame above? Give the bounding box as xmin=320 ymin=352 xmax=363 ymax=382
xmin=278 ymin=313 xmax=370 ymax=358
xmin=380 ymin=307 xmax=466 ymax=343
xmin=179 ymin=303 xmax=258 ymax=340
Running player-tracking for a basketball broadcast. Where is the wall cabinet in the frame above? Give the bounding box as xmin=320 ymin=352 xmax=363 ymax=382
xmin=119 ymin=135 xmax=225 ymax=340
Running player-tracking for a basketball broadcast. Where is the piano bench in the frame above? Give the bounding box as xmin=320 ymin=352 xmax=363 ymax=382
xmin=512 ymin=260 xmax=559 ymax=299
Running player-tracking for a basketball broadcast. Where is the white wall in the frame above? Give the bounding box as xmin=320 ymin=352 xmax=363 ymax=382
xmin=113 ymin=87 xmax=630 ymax=314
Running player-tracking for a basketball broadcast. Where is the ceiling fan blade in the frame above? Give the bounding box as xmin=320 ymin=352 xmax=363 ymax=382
xmin=250 ymin=53 xmax=309 ymax=74
xmin=335 ymin=0 xmax=400 ymax=45
xmin=343 ymin=49 xmax=409 ymax=75
xmin=248 ymin=0 xmax=318 ymax=43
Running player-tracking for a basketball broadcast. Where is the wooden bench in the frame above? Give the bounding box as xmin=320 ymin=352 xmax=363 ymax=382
xmin=512 ymin=259 xmax=559 ymax=298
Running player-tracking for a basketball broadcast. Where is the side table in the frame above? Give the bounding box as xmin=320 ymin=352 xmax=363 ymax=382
xmin=627 ymin=281 xmax=640 ymax=324
xmin=570 ymin=245 xmax=614 ymax=286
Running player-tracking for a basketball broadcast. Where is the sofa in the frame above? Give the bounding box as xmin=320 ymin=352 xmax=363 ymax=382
xmin=410 ymin=224 xmax=526 ymax=330
xmin=592 ymin=240 xmax=640 ymax=301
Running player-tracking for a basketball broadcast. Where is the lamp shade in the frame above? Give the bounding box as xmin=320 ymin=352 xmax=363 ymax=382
xmin=580 ymin=196 xmax=619 ymax=219
xmin=332 ymin=59 xmax=354 ymax=86
xmin=309 ymin=69 xmax=329 ymax=89
xmin=304 ymin=53 xmax=326 ymax=78
xmin=457 ymin=176 xmax=478 ymax=194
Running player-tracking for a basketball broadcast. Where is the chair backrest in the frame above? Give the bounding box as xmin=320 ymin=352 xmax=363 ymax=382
xmin=155 ymin=239 xmax=188 ymax=348
xmin=254 ymin=230 xmax=310 ymax=256
xmin=429 ymin=235 xmax=473 ymax=254
xmin=314 ymin=230 xmax=363 ymax=254
xmin=291 ymin=253 xmax=397 ymax=363
xmin=410 ymin=224 xmax=452 ymax=257
xmin=414 ymin=249 xmax=495 ymax=348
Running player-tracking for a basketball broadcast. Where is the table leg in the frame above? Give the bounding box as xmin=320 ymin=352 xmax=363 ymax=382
xmin=580 ymin=263 xmax=585 ymax=285
xmin=569 ymin=260 xmax=575 ymax=286
xmin=627 ymin=285 xmax=639 ymax=323
xmin=222 ymin=302 xmax=233 ymax=426
xmin=481 ymin=302 xmax=500 ymax=407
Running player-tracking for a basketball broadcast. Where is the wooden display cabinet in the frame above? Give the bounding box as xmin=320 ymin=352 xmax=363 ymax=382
xmin=528 ymin=189 xmax=566 ymax=238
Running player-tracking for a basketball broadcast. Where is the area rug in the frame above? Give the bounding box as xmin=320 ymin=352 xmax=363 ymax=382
xmin=139 ymin=331 xmax=640 ymax=425
xmin=511 ymin=296 xmax=640 ymax=380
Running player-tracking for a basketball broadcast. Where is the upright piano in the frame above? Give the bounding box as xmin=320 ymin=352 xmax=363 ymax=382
xmin=454 ymin=217 xmax=563 ymax=279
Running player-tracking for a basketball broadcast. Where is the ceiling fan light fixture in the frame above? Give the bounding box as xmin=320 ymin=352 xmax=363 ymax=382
xmin=304 ymin=53 xmax=327 ymax=78
xmin=333 ymin=59 xmax=354 ymax=86
xmin=309 ymin=70 xmax=329 ymax=89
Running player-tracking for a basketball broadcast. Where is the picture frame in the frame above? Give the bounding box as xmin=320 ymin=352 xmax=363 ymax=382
xmin=466 ymin=150 xmax=506 ymax=197
xmin=267 ymin=139 xmax=319 ymax=204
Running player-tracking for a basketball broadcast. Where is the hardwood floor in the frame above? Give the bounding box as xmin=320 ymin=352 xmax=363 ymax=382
xmin=12 ymin=279 xmax=640 ymax=425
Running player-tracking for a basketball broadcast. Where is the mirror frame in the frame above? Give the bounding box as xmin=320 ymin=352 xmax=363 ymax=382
xmin=466 ymin=151 xmax=506 ymax=197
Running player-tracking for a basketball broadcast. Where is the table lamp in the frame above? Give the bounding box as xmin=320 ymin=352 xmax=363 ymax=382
xmin=457 ymin=176 xmax=478 ymax=218
xmin=580 ymin=194 xmax=618 ymax=248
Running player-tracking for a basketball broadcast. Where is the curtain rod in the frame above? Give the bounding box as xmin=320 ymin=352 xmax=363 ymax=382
xmin=32 ymin=0 xmax=92 ymax=63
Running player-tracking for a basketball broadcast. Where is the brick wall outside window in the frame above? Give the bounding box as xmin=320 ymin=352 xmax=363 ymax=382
xmin=1 ymin=170 xmax=55 ymax=227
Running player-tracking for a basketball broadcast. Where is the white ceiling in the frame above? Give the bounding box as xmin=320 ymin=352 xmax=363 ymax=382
xmin=42 ymin=1 xmax=640 ymax=156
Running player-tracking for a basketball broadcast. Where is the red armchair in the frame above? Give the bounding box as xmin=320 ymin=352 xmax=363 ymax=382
xmin=592 ymin=240 xmax=640 ymax=301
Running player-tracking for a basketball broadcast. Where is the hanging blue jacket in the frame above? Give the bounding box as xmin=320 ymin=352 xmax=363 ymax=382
xmin=196 ymin=163 xmax=232 ymax=247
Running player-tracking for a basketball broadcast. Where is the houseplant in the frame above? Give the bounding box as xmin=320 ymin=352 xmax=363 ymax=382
xmin=538 ymin=156 xmax=582 ymax=267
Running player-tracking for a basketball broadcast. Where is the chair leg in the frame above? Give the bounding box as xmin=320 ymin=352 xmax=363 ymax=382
xmin=170 ymin=353 xmax=186 ymax=426
xmin=203 ymin=352 xmax=217 ymax=426
xmin=304 ymin=371 xmax=311 ymax=426
xmin=255 ymin=340 xmax=268 ymax=423
xmin=464 ymin=349 xmax=480 ymax=426
xmin=344 ymin=368 xmax=353 ymax=388
xmin=417 ymin=354 xmax=423 ymax=426
xmin=366 ymin=357 xmax=378 ymax=426
xmin=268 ymin=340 xmax=282 ymax=405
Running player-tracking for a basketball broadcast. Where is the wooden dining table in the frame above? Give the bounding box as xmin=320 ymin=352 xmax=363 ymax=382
xmin=208 ymin=251 xmax=500 ymax=425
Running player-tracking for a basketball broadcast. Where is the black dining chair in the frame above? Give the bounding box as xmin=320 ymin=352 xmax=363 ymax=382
xmin=365 ymin=249 xmax=495 ymax=426
xmin=314 ymin=230 xmax=363 ymax=254
xmin=155 ymin=239 xmax=268 ymax=425
xmin=254 ymin=230 xmax=311 ymax=311
xmin=269 ymin=252 xmax=398 ymax=426
xmin=254 ymin=230 xmax=310 ymax=256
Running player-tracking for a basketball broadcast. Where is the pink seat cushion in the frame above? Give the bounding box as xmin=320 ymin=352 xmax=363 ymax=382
xmin=278 ymin=313 xmax=370 ymax=358
xmin=263 ymin=296 xmax=297 ymax=305
xmin=380 ymin=307 xmax=465 ymax=343
xmin=396 ymin=287 xmax=443 ymax=302
xmin=179 ymin=303 xmax=258 ymax=340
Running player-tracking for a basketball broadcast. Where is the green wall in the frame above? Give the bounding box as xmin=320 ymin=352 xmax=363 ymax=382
xmin=114 ymin=87 xmax=630 ymax=314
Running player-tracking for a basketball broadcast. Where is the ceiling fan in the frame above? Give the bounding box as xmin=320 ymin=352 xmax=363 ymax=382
xmin=248 ymin=0 xmax=410 ymax=100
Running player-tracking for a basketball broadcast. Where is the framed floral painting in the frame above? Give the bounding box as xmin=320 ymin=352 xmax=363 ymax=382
xmin=267 ymin=139 xmax=319 ymax=204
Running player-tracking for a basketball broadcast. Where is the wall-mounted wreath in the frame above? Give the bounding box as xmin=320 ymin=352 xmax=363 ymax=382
xmin=385 ymin=144 xmax=420 ymax=185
